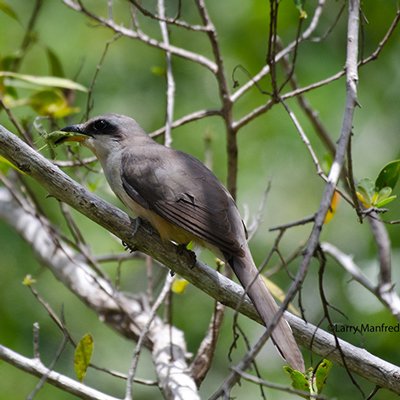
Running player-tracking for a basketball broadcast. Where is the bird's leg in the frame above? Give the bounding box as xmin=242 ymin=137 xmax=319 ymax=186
xmin=122 ymin=217 xmax=143 ymax=252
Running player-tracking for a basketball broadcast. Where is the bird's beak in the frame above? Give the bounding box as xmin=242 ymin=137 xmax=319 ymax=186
xmin=56 ymin=124 xmax=90 ymax=144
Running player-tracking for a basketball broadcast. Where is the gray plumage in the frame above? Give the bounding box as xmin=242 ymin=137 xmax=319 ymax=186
xmin=61 ymin=113 xmax=305 ymax=372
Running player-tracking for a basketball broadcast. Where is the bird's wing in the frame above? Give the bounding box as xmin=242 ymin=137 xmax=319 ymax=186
xmin=121 ymin=147 xmax=245 ymax=257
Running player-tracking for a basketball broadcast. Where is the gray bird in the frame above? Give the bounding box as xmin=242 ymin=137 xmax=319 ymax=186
xmin=61 ymin=113 xmax=305 ymax=371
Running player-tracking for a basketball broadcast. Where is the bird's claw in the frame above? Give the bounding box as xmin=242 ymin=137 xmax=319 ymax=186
xmin=122 ymin=217 xmax=142 ymax=252
xmin=176 ymin=243 xmax=197 ymax=269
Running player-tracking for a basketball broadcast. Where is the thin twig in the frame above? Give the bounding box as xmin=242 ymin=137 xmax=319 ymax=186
xmin=210 ymin=1 xmax=361 ymax=396
xmin=246 ymin=182 xmax=271 ymax=241
xmin=0 ymin=344 xmax=119 ymax=400
xmin=128 ymin=0 xmax=211 ymax=32
xmin=368 ymin=212 xmax=392 ymax=288
xmin=62 ymin=0 xmax=218 ymax=73
xmin=321 ymin=242 xmax=400 ymax=319
xmin=52 ymin=156 xmax=98 ymax=168
xmin=1 ymin=179 xmax=400 ymax=393
xmin=316 ymin=248 xmax=365 ymax=397
xmin=346 ymin=134 xmax=363 ymax=221
xmin=232 ymin=368 xmax=328 ymax=399
xmin=280 ymin=100 xmax=324 ymax=176
xmin=85 ymin=34 xmax=122 ymax=119
xmin=230 ymin=0 xmax=327 ymax=103
xmin=269 ymin=214 xmax=315 ymax=232
xmin=32 ymin=323 xmax=40 ymax=360
xmin=0 ymin=98 xmax=32 ymax=144
xmin=190 ymin=301 xmax=225 ymax=386
xmin=158 ymin=0 xmax=175 ymax=147
xmin=234 ymin=8 xmax=399 ymax=131
xmin=194 ymin=0 xmax=237 ymax=197
xmin=27 ymin=332 xmax=69 ymax=400
xmin=10 ymin=0 xmax=44 ymax=72
xmin=125 ymin=274 xmax=174 ymax=400
xmin=150 ymin=109 xmax=221 ymax=137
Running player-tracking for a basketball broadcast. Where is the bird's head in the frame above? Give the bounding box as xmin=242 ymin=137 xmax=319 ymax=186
xmin=60 ymin=114 xmax=150 ymax=156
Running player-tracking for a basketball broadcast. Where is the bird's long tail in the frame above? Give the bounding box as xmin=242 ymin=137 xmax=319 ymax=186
xmin=229 ymin=247 xmax=305 ymax=372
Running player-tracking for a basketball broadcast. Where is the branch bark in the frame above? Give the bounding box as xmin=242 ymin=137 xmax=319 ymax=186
xmin=1 ymin=121 xmax=400 ymax=394
xmin=0 ymin=184 xmax=199 ymax=399
xmin=0 ymin=345 xmax=120 ymax=400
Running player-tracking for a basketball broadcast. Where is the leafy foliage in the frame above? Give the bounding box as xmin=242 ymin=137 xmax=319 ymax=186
xmin=285 ymin=359 xmax=333 ymax=397
xmin=0 ymin=71 xmax=86 ymax=117
xmin=356 ymin=160 xmax=400 ymax=208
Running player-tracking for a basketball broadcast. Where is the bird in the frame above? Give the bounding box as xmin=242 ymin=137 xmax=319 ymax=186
xmin=60 ymin=113 xmax=305 ymax=371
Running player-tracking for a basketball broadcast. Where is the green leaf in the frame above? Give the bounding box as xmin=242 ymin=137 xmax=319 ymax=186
xmin=0 ymin=0 xmax=19 ymax=22
xmin=375 ymin=160 xmax=400 ymax=191
xmin=321 ymin=153 xmax=333 ymax=176
xmin=375 ymin=186 xmax=392 ymax=203
xmin=375 ymin=195 xmax=397 ymax=208
xmin=0 ymin=155 xmax=25 ymax=174
xmin=356 ymin=178 xmax=375 ymax=207
xmin=74 ymin=333 xmax=94 ymax=382
xmin=0 ymin=71 xmax=87 ymax=92
xmin=312 ymin=359 xmax=332 ymax=393
xmin=29 ymin=89 xmax=79 ymax=118
xmin=46 ymin=47 xmax=65 ymax=78
xmin=284 ymin=366 xmax=310 ymax=396
xmin=4 ymin=84 xmax=18 ymax=99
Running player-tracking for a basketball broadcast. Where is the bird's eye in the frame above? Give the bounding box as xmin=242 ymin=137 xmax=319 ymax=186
xmin=93 ymin=119 xmax=109 ymax=131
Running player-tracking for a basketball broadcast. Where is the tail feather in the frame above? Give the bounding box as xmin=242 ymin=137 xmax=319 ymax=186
xmin=229 ymin=248 xmax=305 ymax=372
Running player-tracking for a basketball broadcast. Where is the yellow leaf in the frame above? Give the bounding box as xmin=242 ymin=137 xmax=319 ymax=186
xmin=74 ymin=334 xmax=94 ymax=382
xmin=171 ymin=277 xmax=189 ymax=294
xmin=356 ymin=191 xmax=370 ymax=208
xmin=262 ymin=276 xmax=300 ymax=316
xmin=324 ymin=191 xmax=340 ymax=224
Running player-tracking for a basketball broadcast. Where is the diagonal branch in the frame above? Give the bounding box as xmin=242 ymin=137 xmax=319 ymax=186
xmin=0 ymin=185 xmax=198 ymax=399
xmin=0 ymin=345 xmax=119 ymax=400
xmin=158 ymin=0 xmax=175 ymax=148
xmin=322 ymin=242 xmax=400 ymax=319
xmin=230 ymin=0 xmax=327 ymax=103
xmin=194 ymin=0 xmax=237 ymax=197
xmin=1 ymin=119 xmax=400 ymax=394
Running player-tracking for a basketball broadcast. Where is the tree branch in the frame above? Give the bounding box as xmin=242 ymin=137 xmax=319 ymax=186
xmin=61 ymin=0 xmax=218 ymax=73
xmin=210 ymin=1 xmax=363 ymax=396
xmin=1 ymin=120 xmax=400 ymax=394
xmin=321 ymin=242 xmax=400 ymax=320
xmin=0 ymin=344 xmax=120 ymax=400
xmin=0 ymin=184 xmax=198 ymax=399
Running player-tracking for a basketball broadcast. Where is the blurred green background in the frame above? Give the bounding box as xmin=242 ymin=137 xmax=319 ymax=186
xmin=0 ymin=0 xmax=399 ymax=399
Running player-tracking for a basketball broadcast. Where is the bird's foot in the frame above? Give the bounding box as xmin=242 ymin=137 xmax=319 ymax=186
xmin=122 ymin=240 xmax=137 ymax=253
xmin=176 ymin=243 xmax=197 ymax=269
xmin=122 ymin=217 xmax=142 ymax=252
